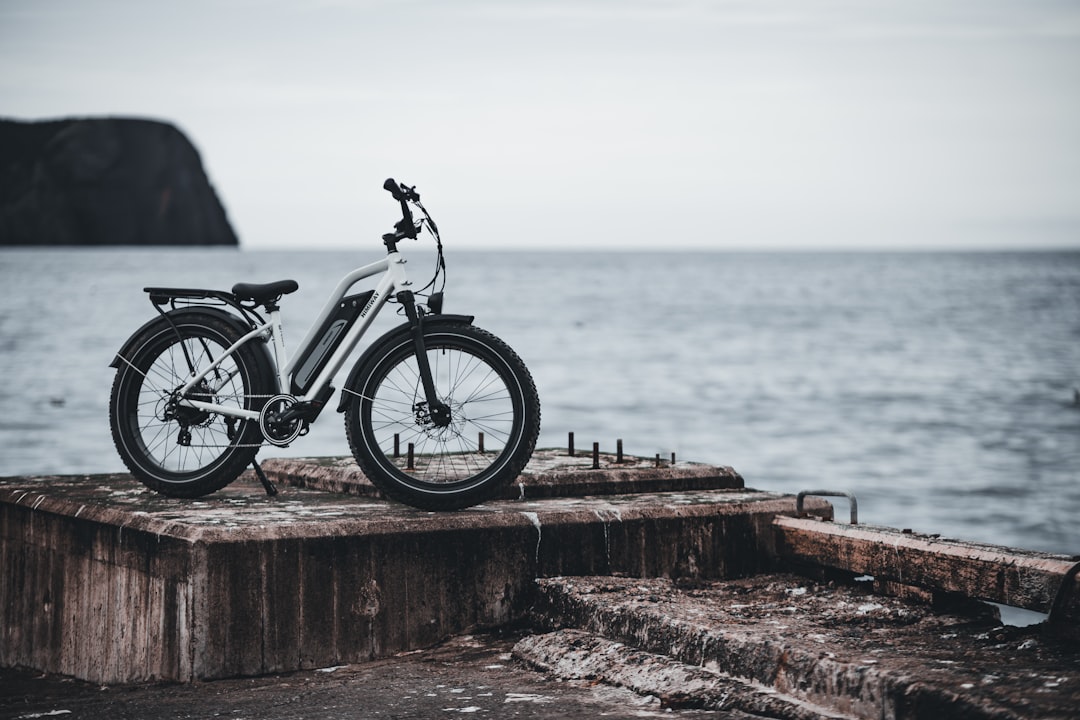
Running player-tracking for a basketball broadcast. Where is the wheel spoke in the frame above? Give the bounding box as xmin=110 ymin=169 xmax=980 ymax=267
xmin=358 ymin=337 xmax=521 ymax=486
xmin=121 ymin=325 xmax=257 ymax=476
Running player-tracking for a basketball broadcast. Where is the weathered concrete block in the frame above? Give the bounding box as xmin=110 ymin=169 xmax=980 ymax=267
xmin=515 ymin=629 xmax=830 ymax=718
xmin=1 ymin=471 xmax=800 ymax=684
xmin=1 ymin=490 xmax=196 ymax=682
xmin=775 ymin=516 xmax=1080 ymax=620
xmin=261 ymin=449 xmax=745 ymax=500
xmin=528 ymin=575 xmax=1080 ymax=720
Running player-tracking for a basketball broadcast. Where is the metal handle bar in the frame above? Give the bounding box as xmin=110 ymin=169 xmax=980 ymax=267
xmin=796 ymin=489 xmax=859 ymax=524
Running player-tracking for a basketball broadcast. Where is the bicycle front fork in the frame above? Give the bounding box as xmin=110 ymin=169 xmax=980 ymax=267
xmin=398 ymin=290 xmax=452 ymax=428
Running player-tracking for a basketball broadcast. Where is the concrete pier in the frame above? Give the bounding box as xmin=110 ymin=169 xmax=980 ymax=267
xmin=0 ymin=451 xmax=804 ymax=684
xmin=4 ymin=450 xmax=1077 ymax=719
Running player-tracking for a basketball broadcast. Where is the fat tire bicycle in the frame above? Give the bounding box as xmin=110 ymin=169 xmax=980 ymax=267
xmin=108 ymin=179 xmax=540 ymax=511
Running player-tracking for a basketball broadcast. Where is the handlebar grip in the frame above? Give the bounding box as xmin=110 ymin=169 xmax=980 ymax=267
xmin=383 ymin=178 xmax=405 ymax=201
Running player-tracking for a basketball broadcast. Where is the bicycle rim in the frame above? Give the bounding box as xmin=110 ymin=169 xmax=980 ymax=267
xmin=361 ymin=336 xmax=524 ymax=489
xmin=125 ymin=328 xmax=255 ymax=477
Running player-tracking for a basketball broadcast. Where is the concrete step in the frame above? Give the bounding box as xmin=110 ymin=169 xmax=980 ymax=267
xmin=0 ymin=630 xmax=743 ymax=719
xmin=0 ymin=461 xmax=801 ymax=684
xmin=515 ymin=628 xmax=849 ymax=719
xmin=260 ymin=448 xmax=745 ymax=499
xmin=524 ymin=574 xmax=1080 ymax=720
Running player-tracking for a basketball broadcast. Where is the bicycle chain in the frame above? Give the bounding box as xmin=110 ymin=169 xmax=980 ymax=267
xmin=167 ymin=392 xmax=284 ymax=450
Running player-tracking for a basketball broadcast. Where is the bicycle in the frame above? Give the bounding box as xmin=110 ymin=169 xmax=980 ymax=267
xmin=108 ymin=179 xmax=540 ymax=511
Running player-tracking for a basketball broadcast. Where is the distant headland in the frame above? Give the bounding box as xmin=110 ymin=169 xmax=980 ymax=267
xmin=0 ymin=117 xmax=237 ymax=246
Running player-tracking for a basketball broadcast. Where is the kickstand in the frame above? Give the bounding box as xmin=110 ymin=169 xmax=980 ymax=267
xmin=251 ymin=458 xmax=278 ymax=497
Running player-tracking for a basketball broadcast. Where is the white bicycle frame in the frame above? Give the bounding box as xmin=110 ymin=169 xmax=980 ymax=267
xmin=174 ymin=252 xmax=414 ymax=421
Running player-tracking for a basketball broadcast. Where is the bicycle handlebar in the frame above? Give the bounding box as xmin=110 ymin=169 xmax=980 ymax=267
xmin=383 ymin=178 xmax=417 ymax=242
xmin=383 ymin=177 xmax=405 ymax=202
xmin=384 ymin=178 xmax=421 ymax=203
xmin=380 ymin=178 xmax=446 ymax=293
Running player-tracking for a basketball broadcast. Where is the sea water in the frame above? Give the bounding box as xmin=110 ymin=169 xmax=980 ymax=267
xmin=1 ymin=247 xmax=1077 ymax=555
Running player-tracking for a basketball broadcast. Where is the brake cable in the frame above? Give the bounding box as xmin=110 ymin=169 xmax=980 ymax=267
xmin=388 ymin=196 xmax=446 ymax=312
xmin=414 ymin=198 xmax=446 ymax=297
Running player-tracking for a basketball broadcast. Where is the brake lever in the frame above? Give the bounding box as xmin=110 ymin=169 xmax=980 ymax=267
xmin=393 ymin=217 xmax=419 ymax=239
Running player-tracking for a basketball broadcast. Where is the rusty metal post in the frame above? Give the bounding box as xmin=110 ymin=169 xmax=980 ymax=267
xmin=592 ymin=442 xmax=600 ymax=470
xmin=568 ymin=432 xmax=575 ymax=457
xmin=616 ymin=439 xmax=623 ymax=463
xmin=394 ymin=433 xmax=400 ymax=458
xmin=407 ymin=443 xmax=415 ymax=470
xmin=478 ymin=432 xmax=485 ymax=453
xmin=655 ymin=453 xmax=661 ymax=468
xmin=671 ymin=452 xmax=676 ymax=465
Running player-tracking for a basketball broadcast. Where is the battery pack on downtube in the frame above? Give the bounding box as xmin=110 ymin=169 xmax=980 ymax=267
xmin=290 ymin=290 xmax=375 ymax=395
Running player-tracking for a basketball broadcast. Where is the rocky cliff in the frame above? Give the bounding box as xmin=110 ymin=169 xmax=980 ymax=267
xmin=0 ymin=117 xmax=238 ymax=246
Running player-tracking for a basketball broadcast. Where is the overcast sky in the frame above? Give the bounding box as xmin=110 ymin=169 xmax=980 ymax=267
xmin=2 ymin=0 xmax=1078 ymax=250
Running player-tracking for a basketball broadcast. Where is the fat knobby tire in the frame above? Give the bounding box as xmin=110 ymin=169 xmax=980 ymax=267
xmin=109 ymin=313 xmax=269 ymax=497
xmin=344 ymin=323 xmax=540 ymax=510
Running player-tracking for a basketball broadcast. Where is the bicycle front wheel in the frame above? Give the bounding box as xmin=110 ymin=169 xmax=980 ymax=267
xmin=109 ymin=313 xmax=268 ymax=497
xmin=344 ymin=323 xmax=540 ymax=510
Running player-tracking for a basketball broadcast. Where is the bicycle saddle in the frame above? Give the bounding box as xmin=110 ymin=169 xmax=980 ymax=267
xmin=231 ymin=279 xmax=299 ymax=304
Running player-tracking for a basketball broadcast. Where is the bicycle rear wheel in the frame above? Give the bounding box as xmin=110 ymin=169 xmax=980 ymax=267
xmin=344 ymin=323 xmax=540 ymax=510
xmin=109 ymin=313 xmax=268 ymax=497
